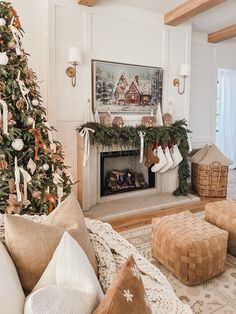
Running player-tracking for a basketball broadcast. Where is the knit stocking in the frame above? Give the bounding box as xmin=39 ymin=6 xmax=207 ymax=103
xmin=160 ymin=147 xmax=174 ymax=173
xmin=170 ymin=144 xmax=183 ymax=169
xmin=151 ymin=146 xmax=167 ymax=172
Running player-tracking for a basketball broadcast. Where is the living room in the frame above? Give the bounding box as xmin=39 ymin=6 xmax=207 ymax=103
xmin=0 ymin=0 xmax=236 ymax=313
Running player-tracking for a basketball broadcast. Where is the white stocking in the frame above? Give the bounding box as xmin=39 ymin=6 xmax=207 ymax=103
xmin=160 ymin=147 xmax=174 ymax=173
xmin=170 ymin=144 xmax=183 ymax=169
xmin=151 ymin=146 xmax=167 ymax=172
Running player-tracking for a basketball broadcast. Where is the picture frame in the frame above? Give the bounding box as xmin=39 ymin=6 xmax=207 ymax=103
xmin=92 ymin=60 xmax=163 ymax=114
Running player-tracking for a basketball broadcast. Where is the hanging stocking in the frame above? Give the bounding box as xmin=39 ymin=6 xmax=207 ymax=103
xmin=170 ymin=144 xmax=183 ymax=169
xmin=160 ymin=146 xmax=174 ymax=173
xmin=138 ymin=131 xmax=146 ymax=163
xmin=0 ymin=99 xmax=8 ymax=134
xmin=151 ymin=146 xmax=167 ymax=172
xmin=9 ymin=17 xmax=22 ymax=56
xmin=16 ymin=70 xmax=30 ymax=109
xmin=156 ymin=103 xmax=163 ymax=126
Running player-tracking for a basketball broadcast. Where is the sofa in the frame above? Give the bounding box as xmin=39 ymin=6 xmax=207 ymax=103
xmin=0 ymin=194 xmax=191 ymax=314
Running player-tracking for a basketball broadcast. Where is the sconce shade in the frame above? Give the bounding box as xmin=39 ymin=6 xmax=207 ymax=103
xmin=180 ymin=64 xmax=191 ymax=77
xmin=68 ymin=47 xmax=82 ymax=63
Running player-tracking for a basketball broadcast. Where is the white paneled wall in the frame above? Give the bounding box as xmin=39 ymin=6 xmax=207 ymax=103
xmin=189 ymin=32 xmax=236 ymax=148
xmin=47 ymin=0 xmax=192 ymax=180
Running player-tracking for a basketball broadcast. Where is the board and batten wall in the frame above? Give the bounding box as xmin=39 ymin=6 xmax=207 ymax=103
xmin=47 ymin=0 xmax=192 ymax=180
xmin=189 ymin=32 xmax=236 ymax=148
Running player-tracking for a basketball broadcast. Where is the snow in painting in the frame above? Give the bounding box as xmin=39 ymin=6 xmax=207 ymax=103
xmin=93 ymin=61 xmax=163 ymax=113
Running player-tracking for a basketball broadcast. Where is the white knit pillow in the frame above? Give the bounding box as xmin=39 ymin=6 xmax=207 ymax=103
xmin=0 ymin=241 xmax=25 ymax=314
xmin=25 ymin=232 xmax=103 ymax=314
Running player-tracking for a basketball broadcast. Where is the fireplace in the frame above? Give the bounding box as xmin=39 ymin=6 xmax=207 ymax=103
xmin=100 ymin=150 xmax=155 ymax=196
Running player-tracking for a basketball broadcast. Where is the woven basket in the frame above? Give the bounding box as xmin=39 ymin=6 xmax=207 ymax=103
xmin=191 ymin=161 xmax=228 ymax=197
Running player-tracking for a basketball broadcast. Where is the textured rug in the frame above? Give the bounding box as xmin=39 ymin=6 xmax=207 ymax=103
xmin=120 ymin=213 xmax=236 ymax=314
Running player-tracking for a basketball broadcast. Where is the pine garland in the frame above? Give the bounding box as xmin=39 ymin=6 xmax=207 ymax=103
xmin=77 ymin=119 xmax=191 ymax=196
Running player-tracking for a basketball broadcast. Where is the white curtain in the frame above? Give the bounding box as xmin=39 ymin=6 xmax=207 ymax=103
xmin=216 ymin=69 xmax=236 ymax=166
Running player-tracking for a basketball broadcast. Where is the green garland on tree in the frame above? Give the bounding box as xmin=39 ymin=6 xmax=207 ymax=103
xmin=77 ymin=119 xmax=191 ymax=196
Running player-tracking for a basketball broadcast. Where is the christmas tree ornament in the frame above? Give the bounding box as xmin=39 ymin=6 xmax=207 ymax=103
xmin=138 ymin=131 xmax=146 ymax=163
xmin=170 ymin=144 xmax=183 ymax=169
xmin=0 ymin=99 xmax=8 ymax=134
xmin=0 ymin=51 xmax=8 ymax=65
xmin=27 ymin=158 xmax=36 ymax=175
xmin=0 ymin=159 xmax=8 ymax=169
xmin=160 ymin=147 xmax=174 ymax=173
xmin=43 ymin=163 xmax=50 ymax=171
xmin=31 ymin=99 xmax=39 ymax=106
xmin=156 ymin=103 xmax=163 ymax=126
xmin=8 ymin=41 xmax=16 ymax=49
xmin=16 ymin=98 xmax=24 ymax=110
xmin=0 ymin=18 xmax=6 ymax=26
xmin=6 ymin=194 xmax=21 ymax=214
xmin=79 ymin=127 xmax=95 ymax=167
xmin=151 ymin=146 xmax=167 ymax=173
xmin=12 ymin=138 xmax=24 ymax=151
xmin=9 ymin=17 xmax=22 ymax=55
xmin=0 ymin=81 xmax=6 ymax=90
xmin=26 ymin=116 xmax=35 ymax=127
xmin=32 ymin=190 xmax=42 ymax=199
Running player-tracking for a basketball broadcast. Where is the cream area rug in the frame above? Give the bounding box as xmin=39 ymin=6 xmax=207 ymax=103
xmin=120 ymin=213 xmax=236 ymax=314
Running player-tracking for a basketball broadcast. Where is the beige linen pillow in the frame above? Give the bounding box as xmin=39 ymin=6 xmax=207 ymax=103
xmin=43 ymin=193 xmax=97 ymax=272
xmin=199 ymin=144 xmax=233 ymax=166
xmin=191 ymin=145 xmax=209 ymax=163
xmin=0 ymin=241 xmax=25 ymax=314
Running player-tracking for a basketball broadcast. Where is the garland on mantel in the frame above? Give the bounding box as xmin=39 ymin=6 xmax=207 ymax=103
xmin=77 ymin=120 xmax=191 ymax=196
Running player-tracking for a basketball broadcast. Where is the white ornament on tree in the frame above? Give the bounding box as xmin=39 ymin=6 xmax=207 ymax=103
xmin=26 ymin=116 xmax=35 ymax=128
xmin=12 ymin=138 xmax=24 ymax=151
xmin=27 ymin=158 xmax=36 ymax=175
xmin=0 ymin=18 xmax=6 ymax=26
xmin=170 ymin=144 xmax=183 ymax=169
xmin=0 ymin=52 xmax=8 ymax=65
xmin=151 ymin=146 xmax=167 ymax=172
xmin=43 ymin=163 xmax=50 ymax=171
xmin=160 ymin=147 xmax=174 ymax=173
xmin=0 ymin=99 xmax=8 ymax=134
xmin=32 ymin=99 xmax=39 ymax=106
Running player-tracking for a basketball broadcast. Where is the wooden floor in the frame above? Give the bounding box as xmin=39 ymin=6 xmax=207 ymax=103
xmin=108 ymin=169 xmax=236 ymax=232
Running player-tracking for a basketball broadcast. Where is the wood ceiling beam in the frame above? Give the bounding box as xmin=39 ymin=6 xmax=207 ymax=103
xmin=78 ymin=0 xmax=96 ymax=7
xmin=164 ymin=0 xmax=226 ymax=26
xmin=208 ymin=24 xmax=236 ymax=43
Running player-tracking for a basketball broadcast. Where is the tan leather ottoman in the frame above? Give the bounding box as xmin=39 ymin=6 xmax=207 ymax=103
xmin=152 ymin=211 xmax=228 ymax=286
xmin=205 ymin=200 xmax=236 ymax=255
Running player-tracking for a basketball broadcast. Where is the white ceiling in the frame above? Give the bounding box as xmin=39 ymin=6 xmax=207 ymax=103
xmin=111 ymin=0 xmax=236 ymax=37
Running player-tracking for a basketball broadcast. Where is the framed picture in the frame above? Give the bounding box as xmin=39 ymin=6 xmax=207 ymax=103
xmin=92 ymin=60 xmax=163 ymax=114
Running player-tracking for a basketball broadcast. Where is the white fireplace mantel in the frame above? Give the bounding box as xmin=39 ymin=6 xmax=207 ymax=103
xmin=77 ymin=135 xmax=180 ymax=212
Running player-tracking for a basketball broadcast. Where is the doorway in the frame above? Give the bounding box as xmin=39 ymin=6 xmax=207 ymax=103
xmin=216 ymin=68 xmax=236 ymax=169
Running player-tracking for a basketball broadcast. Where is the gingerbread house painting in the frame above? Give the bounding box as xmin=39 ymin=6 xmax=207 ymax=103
xmin=92 ymin=60 xmax=163 ymax=113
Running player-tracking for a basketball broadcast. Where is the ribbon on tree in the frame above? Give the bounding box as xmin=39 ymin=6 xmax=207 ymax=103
xmin=44 ymin=122 xmax=56 ymax=152
xmin=138 ymin=131 xmax=146 ymax=163
xmin=29 ymin=128 xmax=49 ymax=160
xmin=46 ymin=193 xmax=57 ymax=213
xmin=53 ymin=172 xmax=64 ymax=205
xmin=79 ymin=127 xmax=95 ymax=167
xmin=14 ymin=157 xmax=32 ymax=202
xmin=0 ymin=99 xmax=8 ymax=135
xmin=9 ymin=17 xmax=22 ymax=56
xmin=16 ymin=70 xmax=30 ymax=109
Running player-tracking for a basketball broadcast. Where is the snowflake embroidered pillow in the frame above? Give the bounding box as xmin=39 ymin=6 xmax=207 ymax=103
xmin=93 ymin=255 xmax=151 ymax=314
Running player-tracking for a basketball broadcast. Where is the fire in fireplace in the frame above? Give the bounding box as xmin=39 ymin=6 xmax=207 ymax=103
xmin=100 ymin=150 xmax=155 ymax=196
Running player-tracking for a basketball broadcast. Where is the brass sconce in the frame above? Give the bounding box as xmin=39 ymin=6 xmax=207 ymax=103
xmin=173 ymin=64 xmax=191 ymax=95
xmin=66 ymin=47 xmax=82 ymax=87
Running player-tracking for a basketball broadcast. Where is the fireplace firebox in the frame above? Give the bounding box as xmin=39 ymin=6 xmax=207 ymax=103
xmin=100 ymin=150 xmax=155 ymax=196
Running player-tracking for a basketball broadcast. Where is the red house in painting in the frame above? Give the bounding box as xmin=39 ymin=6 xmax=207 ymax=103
xmin=113 ymin=74 xmax=151 ymax=106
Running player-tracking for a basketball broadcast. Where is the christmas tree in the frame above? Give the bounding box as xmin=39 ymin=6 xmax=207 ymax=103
xmin=0 ymin=2 xmax=73 ymax=214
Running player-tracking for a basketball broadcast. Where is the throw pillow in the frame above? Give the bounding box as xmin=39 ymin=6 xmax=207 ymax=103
xmin=199 ymin=144 xmax=233 ymax=166
xmin=191 ymin=145 xmax=209 ymax=163
xmin=93 ymin=255 xmax=151 ymax=314
xmin=0 ymin=241 xmax=25 ymax=314
xmin=25 ymin=232 xmax=103 ymax=314
xmin=43 ymin=193 xmax=97 ymax=272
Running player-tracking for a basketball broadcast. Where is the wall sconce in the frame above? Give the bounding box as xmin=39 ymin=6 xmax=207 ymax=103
xmin=66 ymin=47 xmax=82 ymax=87
xmin=173 ymin=64 xmax=191 ymax=95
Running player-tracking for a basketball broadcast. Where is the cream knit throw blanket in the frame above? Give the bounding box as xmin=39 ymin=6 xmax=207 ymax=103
xmin=0 ymin=214 xmax=191 ymax=314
